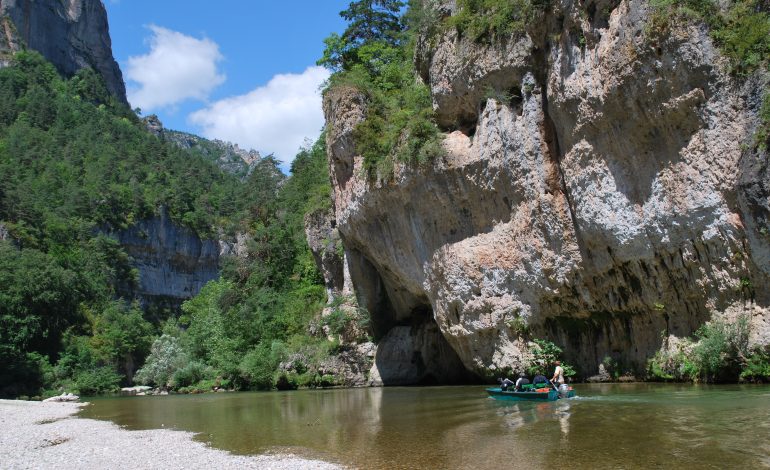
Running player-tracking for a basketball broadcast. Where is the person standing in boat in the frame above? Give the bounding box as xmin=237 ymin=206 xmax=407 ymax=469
xmin=551 ymin=360 xmax=565 ymax=386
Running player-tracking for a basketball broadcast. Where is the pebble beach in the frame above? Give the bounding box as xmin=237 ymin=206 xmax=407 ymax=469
xmin=0 ymin=400 xmax=342 ymax=469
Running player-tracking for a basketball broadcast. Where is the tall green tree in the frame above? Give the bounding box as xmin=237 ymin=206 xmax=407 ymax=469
xmin=318 ymin=0 xmax=405 ymax=71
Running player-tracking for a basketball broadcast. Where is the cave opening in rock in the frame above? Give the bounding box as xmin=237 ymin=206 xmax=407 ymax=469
xmin=346 ymin=249 xmax=479 ymax=385
xmin=373 ymin=302 xmax=481 ymax=386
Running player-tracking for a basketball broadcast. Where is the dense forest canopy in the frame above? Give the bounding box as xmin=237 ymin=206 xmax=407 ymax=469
xmin=0 ymin=50 xmax=332 ymax=397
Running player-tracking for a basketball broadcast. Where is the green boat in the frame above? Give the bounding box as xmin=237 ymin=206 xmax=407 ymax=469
xmin=486 ymin=384 xmax=576 ymax=401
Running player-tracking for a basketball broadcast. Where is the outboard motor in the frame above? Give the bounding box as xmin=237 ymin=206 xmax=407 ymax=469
xmin=558 ymin=383 xmax=570 ymax=398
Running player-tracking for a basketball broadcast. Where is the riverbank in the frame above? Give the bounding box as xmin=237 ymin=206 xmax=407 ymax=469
xmin=0 ymin=399 xmax=343 ymax=469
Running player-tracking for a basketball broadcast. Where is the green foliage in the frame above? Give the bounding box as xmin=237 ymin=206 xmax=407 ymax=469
xmin=647 ymin=316 xmax=753 ymax=383
xmin=740 ymin=348 xmax=770 ymax=381
xmin=318 ymin=0 xmax=405 ymax=72
xmin=134 ymin=334 xmax=189 ymax=388
xmin=505 ymin=315 xmax=529 ymax=336
xmin=0 ymin=48 xmax=338 ymax=397
xmin=321 ymin=0 xmax=444 ymax=178
xmin=72 ymin=367 xmax=121 ymax=396
xmin=448 ymin=0 xmax=546 ymax=43
xmin=691 ymin=315 xmax=749 ymax=382
xmin=238 ymin=341 xmax=287 ymax=390
xmin=322 ymin=299 xmax=372 ymax=340
xmin=0 ymin=51 xmax=243 ymax=239
xmin=525 ymin=339 xmax=576 ymax=378
xmin=649 ymin=0 xmax=770 ymax=75
xmin=0 ymin=51 xmax=289 ymax=397
xmin=172 ymin=361 xmax=215 ymax=389
xmin=137 ymin=136 xmax=334 ymax=392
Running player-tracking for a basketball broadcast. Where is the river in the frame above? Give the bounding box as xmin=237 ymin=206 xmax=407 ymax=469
xmin=79 ymin=383 xmax=770 ymax=469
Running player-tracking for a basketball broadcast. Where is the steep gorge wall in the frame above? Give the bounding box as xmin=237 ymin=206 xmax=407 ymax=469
xmin=111 ymin=209 xmax=222 ymax=313
xmin=0 ymin=0 xmax=127 ymax=103
xmin=322 ymin=0 xmax=770 ymax=381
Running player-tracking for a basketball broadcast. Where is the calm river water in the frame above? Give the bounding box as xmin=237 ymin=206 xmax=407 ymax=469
xmin=80 ymin=384 xmax=770 ymax=469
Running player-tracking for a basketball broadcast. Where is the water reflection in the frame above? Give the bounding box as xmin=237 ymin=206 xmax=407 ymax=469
xmin=81 ymin=384 xmax=770 ymax=469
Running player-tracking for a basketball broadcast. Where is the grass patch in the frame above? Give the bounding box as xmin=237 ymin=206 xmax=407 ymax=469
xmin=649 ymin=0 xmax=770 ymax=75
xmin=447 ymin=0 xmax=549 ymax=43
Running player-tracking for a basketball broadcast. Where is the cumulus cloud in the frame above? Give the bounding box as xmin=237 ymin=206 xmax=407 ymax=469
xmin=126 ymin=25 xmax=225 ymax=111
xmin=188 ymin=66 xmax=330 ymax=168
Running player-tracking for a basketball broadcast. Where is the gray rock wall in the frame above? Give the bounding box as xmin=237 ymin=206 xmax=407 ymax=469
xmin=111 ymin=210 xmax=220 ymax=310
xmin=322 ymin=0 xmax=770 ymax=380
xmin=0 ymin=0 xmax=127 ymax=103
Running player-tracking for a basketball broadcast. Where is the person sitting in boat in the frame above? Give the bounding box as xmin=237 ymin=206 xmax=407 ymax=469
xmin=514 ymin=373 xmax=530 ymax=392
xmin=532 ymin=373 xmax=548 ymax=387
xmin=551 ymin=360 xmax=565 ymax=386
xmin=498 ymin=377 xmax=515 ymax=391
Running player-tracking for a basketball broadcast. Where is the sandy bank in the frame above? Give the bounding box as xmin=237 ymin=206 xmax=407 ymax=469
xmin=0 ymin=399 xmax=343 ymax=469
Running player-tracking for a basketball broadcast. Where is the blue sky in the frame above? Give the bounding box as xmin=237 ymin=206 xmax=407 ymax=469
xmin=104 ymin=1 xmax=350 ymax=169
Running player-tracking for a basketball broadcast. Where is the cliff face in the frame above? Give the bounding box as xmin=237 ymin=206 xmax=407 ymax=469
xmin=322 ymin=0 xmax=770 ymax=381
xmin=111 ymin=210 xmax=221 ymax=312
xmin=0 ymin=0 xmax=127 ymax=103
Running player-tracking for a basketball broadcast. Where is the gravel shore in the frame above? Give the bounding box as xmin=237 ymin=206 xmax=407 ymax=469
xmin=0 ymin=399 xmax=343 ymax=469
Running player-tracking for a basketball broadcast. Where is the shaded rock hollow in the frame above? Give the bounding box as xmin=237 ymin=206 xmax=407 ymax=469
xmin=320 ymin=0 xmax=770 ymax=381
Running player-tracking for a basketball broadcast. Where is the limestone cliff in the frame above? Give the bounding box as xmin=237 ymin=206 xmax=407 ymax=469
xmin=321 ymin=0 xmax=770 ymax=382
xmin=111 ymin=209 xmax=221 ymax=313
xmin=0 ymin=0 xmax=127 ymax=103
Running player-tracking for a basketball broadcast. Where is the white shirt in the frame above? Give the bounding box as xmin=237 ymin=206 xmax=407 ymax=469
xmin=553 ymin=365 xmax=564 ymax=384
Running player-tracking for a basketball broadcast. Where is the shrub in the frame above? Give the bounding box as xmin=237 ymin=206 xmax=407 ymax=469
xmin=448 ymin=0 xmax=545 ymax=43
xmin=690 ymin=315 xmax=749 ymax=382
xmin=73 ymin=367 xmax=121 ymax=396
xmin=172 ymin=361 xmax=213 ymax=389
xmin=649 ymin=0 xmax=770 ymax=75
xmin=648 ymin=316 xmax=753 ymax=383
xmin=740 ymin=348 xmax=770 ymax=382
xmin=238 ymin=341 xmax=287 ymax=390
xmin=134 ymin=335 xmax=189 ymax=388
xmin=525 ymin=339 xmax=576 ymax=379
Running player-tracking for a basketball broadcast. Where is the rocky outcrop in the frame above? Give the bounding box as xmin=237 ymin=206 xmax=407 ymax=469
xmin=322 ymin=0 xmax=770 ymax=381
xmin=143 ymin=114 xmax=164 ymax=138
xmin=165 ymin=129 xmax=264 ymax=177
xmin=141 ymin=115 xmax=264 ymax=177
xmin=0 ymin=0 xmax=127 ymax=103
xmin=305 ymin=207 xmax=346 ymax=300
xmin=111 ymin=209 xmax=220 ymax=311
xmin=43 ymin=393 xmax=79 ymax=402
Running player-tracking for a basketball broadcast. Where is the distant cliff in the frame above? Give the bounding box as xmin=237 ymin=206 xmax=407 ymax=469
xmin=111 ymin=209 xmax=222 ymax=313
xmin=0 ymin=0 xmax=127 ymax=103
xmin=320 ymin=0 xmax=770 ymax=382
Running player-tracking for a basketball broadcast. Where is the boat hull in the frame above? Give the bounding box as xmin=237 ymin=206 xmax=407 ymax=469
xmin=485 ymin=387 xmax=575 ymax=401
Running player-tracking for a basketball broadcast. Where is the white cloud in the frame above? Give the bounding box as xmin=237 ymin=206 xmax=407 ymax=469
xmin=188 ymin=66 xmax=330 ymax=167
xmin=126 ymin=25 xmax=225 ymax=111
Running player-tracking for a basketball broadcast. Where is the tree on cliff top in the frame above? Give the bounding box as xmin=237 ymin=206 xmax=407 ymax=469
xmin=318 ymin=0 xmax=405 ymax=72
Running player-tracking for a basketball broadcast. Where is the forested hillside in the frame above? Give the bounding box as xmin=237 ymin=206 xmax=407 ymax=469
xmin=0 ymin=51 xmax=332 ymax=397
